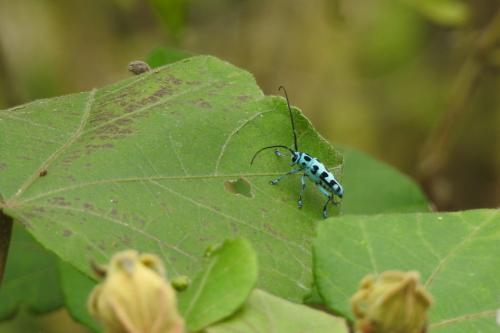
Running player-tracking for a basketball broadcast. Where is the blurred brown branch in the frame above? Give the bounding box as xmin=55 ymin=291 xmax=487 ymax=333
xmin=417 ymin=9 xmax=500 ymax=209
xmin=0 ymin=208 xmax=13 ymax=286
xmin=0 ymin=40 xmax=21 ymax=107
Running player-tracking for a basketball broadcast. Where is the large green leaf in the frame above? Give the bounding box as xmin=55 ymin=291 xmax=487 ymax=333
xmin=0 ymin=55 xmax=343 ymax=301
xmin=313 ymin=209 xmax=500 ymax=332
xmin=0 ymin=224 xmax=63 ymax=319
xmin=179 ymin=237 xmax=257 ymax=331
xmin=206 ymin=289 xmax=348 ymax=333
xmin=305 ymin=145 xmax=428 ymax=305
xmin=339 ymin=145 xmax=428 ymax=215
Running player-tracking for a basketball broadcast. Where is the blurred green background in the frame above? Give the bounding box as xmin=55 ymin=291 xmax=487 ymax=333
xmin=0 ymin=0 xmax=498 ymax=331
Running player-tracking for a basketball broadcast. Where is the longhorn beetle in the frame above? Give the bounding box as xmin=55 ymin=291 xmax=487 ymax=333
xmin=250 ymin=86 xmax=343 ymax=218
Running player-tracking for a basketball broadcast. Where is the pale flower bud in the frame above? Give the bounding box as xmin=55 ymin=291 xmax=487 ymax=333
xmin=88 ymin=250 xmax=184 ymax=333
xmin=350 ymin=271 xmax=432 ymax=333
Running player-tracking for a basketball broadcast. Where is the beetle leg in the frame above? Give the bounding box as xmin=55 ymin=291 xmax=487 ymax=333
xmin=298 ymin=174 xmax=306 ymax=208
xmin=316 ymin=185 xmax=333 ymax=218
xmin=269 ymin=169 xmax=301 ymax=185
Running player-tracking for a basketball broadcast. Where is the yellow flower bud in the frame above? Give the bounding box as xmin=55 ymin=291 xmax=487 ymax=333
xmin=88 ymin=250 xmax=184 ymax=333
xmin=350 ymin=271 xmax=432 ymax=333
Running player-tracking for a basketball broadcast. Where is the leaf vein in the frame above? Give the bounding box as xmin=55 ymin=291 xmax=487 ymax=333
xmin=213 ymin=109 xmax=275 ymax=175
xmin=9 ymin=89 xmax=97 ymax=203
xmin=20 ymin=172 xmax=289 ymax=205
xmin=359 ymin=219 xmax=379 ymax=274
xmin=425 ymin=210 xmax=498 ymax=287
xmin=148 ymin=180 xmax=308 ymax=252
xmin=25 ymin=203 xmax=195 ymax=259
xmin=429 ymin=309 xmax=497 ymax=328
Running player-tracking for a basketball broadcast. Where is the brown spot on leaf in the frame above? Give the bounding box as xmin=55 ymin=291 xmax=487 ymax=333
xmin=196 ymin=99 xmax=212 ymax=109
xmin=115 ymin=118 xmax=132 ymax=126
xmin=32 ymin=206 xmax=47 ymax=214
xmin=135 ymin=217 xmax=146 ymax=227
xmin=83 ymin=143 xmax=115 ymax=155
xmin=263 ymin=223 xmax=283 ymax=238
xmin=18 ymin=219 xmax=33 ymax=229
xmin=97 ymin=241 xmax=107 ymax=251
xmin=83 ymin=203 xmax=94 ymax=210
xmin=230 ymin=222 xmax=239 ymax=234
xmin=238 ymin=95 xmax=252 ymax=101
xmin=63 ymin=229 xmax=73 ymax=237
xmin=51 ymin=197 xmax=70 ymax=206
xmin=166 ymin=75 xmax=183 ymax=85
xmin=120 ymin=235 xmax=131 ymax=245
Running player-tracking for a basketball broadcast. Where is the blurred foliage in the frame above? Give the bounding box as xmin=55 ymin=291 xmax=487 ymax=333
xmin=0 ymin=1 xmax=498 ymax=329
xmin=354 ymin=0 xmax=427 ymax=76
xmin=407 ymin=0 xmax=470 ymax=26
xmin=148 ymin=0 xmax=189 ymax=39
xmin=146 ymin=45 xmax=191 ymax=67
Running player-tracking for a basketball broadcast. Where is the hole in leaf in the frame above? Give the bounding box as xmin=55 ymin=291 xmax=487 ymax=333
xmin=224 ymin=178 xmax=253 ymax=198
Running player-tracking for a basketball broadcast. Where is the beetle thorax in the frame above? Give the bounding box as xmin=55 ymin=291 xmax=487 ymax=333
xmin=292 ymin=152 xmax=315 ymax=169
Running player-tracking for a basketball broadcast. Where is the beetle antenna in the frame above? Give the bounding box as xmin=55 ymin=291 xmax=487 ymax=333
xmin=250 ymin=145 xmax=294 ymax=165
xmin=279 ymin=86 xmax=298 ymax=151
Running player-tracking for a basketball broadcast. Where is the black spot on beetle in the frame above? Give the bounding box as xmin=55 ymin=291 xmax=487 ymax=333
xmin=304 ymin=155 xmax=311 ymax=161
xmin=312 ymin=165 xmax=319 ymax=174
xmin=329 ymin=180 xmax=336 ymax=186
xmin=320 ymin=171 xmax=329 ymax=179
xmin=301 ymin=162 xmax=306 ymax=166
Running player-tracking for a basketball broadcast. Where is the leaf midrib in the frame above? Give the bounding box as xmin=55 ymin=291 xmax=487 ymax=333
xmin=15 ymin=172 xmax=292 ymax=205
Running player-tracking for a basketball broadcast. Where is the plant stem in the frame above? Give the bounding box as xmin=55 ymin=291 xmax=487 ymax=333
xmin=0 ymin=40 xmax=21 ymax=107
xmin=0 ymin=208 xmax=13 ymax=285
